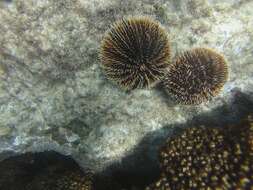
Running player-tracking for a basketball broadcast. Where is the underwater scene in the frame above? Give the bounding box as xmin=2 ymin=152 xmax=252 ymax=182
xmin=0 ymin=0 xmax=253 ymax=189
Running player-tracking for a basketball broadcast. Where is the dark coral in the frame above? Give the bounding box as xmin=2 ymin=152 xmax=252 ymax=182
xmin=100 ymin=16 xmax=171 ymax=90
xmin=146 ymin=114 xmax=253 ymax=190
xmin=163 ymin=48 xmax=228 ymax=104
xmin=0 ymin=151 xmax=93 ymax=190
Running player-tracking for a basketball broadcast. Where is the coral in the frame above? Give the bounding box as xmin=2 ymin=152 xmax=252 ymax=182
xmin=0 ymin=0 xmax=253 ymax=187
xmin=40 ymin=172 xmax=92 ymax=190
xmin=163 ymin=48 xmax=228 ymax=104
xmin=100 ymin=16 xmax=171 ymax=90
xmin=26 ymin=171 xmax=93 ymax=190
xmin=146 ymin=114 xmax=253 ymax=190
xmin=0 ymin=151 xmax=93 ymax=190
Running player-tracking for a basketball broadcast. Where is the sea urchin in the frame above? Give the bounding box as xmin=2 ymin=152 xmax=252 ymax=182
xmin=163 ymin=48 xmax=228 ymax=104
xmin=100 ymin=16 xmax=171 ymax=90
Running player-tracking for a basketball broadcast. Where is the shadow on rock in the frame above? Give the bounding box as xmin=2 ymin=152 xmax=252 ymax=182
xmin=94 ymin=90 xmax=253 ymax=190
xmin=0 ymin=90 xmax=252 ymax=190
xmin=0 ymin=151 xmax=93 ymax=190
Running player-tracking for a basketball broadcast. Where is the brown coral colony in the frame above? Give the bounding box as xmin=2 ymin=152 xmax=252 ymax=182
xmin=163 ymin=48 xmax=228 ymax=104
xmin=100 ymin=17 xmax=171 ymax=90
xmin=146 ymin=114 xmax=253 ymax=190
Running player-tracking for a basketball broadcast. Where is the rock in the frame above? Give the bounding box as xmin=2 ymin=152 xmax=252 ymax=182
xmin=0 ymin=0 xmax=252 ymax=187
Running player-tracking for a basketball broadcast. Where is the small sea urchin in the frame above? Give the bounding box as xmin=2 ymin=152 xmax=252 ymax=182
xmin=100 ymin=16 xmax=171 ymax=90
xmin=163 ymin=48 xmax=228 ymax=104
xmin=146 ymin=114 xmax=253 ymax=190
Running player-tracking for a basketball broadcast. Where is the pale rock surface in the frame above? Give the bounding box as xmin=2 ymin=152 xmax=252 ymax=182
xmin=0 ymin=0 xmax=252 ymax=179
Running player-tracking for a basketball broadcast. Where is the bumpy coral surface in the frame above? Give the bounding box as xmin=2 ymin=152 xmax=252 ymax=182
xmin=163 ymin=48 xmax=228 ymax=104
xmin=0 ymin=151 xmax=93 ymax=190
xmin=146 ymin=114 xmax=253 ymax=190
xmin=100 ymin=16 xmax=171 ymax=90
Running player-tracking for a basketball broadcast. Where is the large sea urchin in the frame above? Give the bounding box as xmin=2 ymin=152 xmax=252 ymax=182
xmin=146 ymin=114 xmax=253 ymax=190
xmin=163 ymin=48 xmax=228 ymax=104
xmin=100 ymin=16 xmax=171 ymax=90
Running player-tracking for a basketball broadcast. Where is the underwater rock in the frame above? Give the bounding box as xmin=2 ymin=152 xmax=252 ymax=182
xmin=0 ymin=0 xmax=253 ymax=176
xmin=0 ymin=151 xmax=93 ymax=190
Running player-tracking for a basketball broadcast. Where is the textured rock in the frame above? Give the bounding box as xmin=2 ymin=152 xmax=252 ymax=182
xmin=0 ymin=0 xmax=253 ymax=185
